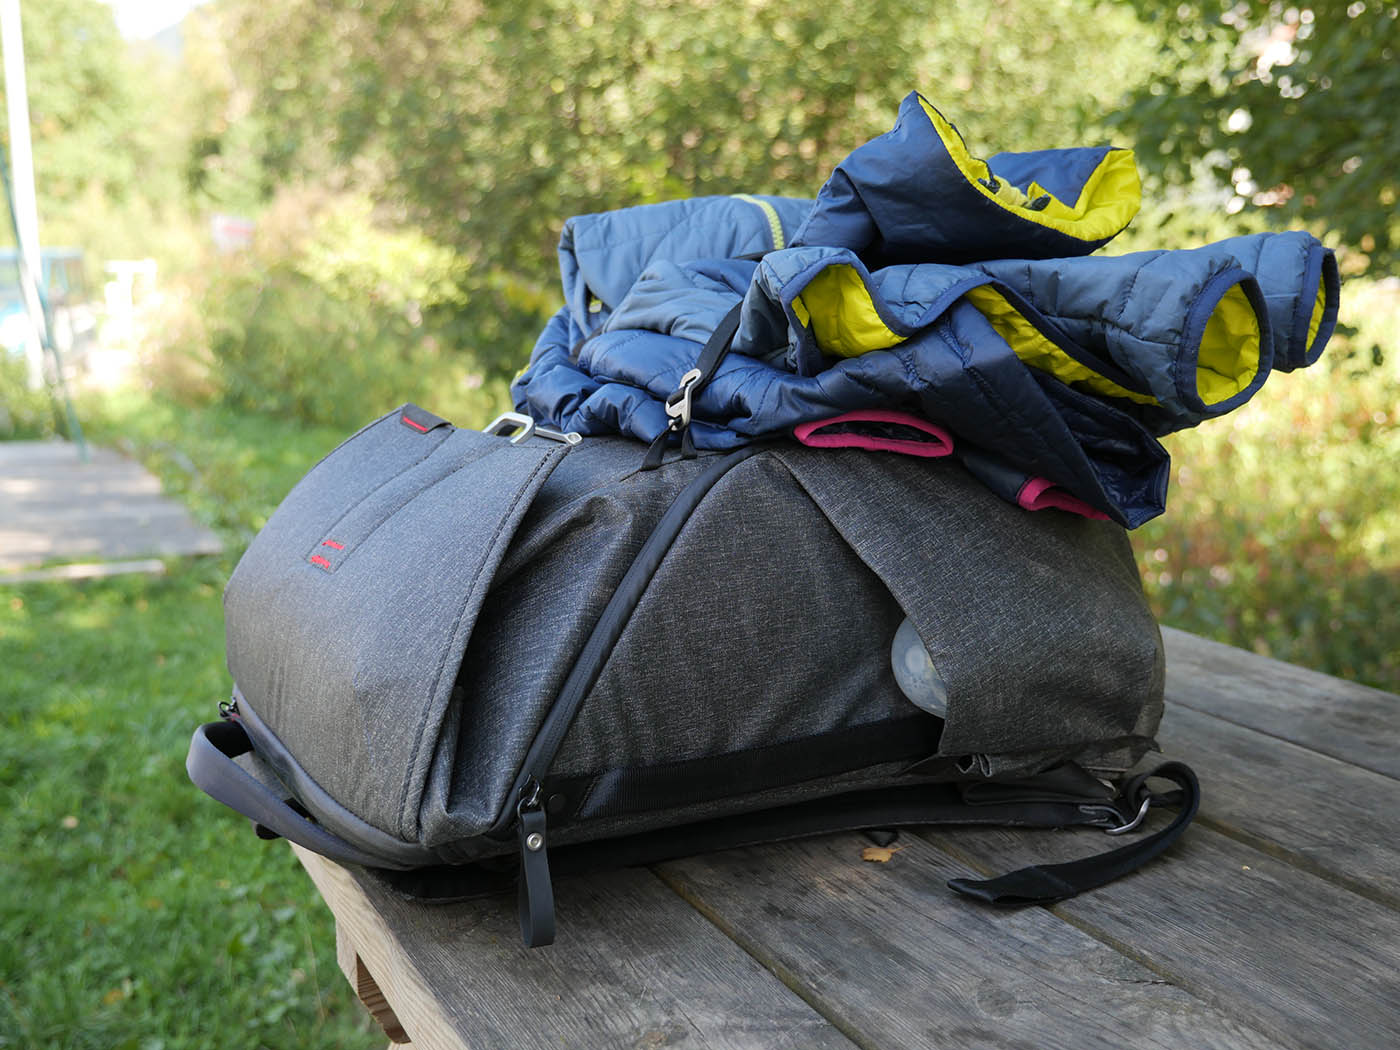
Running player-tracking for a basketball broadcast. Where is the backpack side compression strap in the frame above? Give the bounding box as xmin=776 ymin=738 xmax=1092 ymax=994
xmin=947 ymin=762 xmax=1199 ymax=905
xmin=379 ymin=764 xmax=1198 ymax=909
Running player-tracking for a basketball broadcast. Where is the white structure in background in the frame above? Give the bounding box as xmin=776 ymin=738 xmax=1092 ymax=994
xmin=1 ymin=0 xmax=47 ymax=390
xmin=103 ymin=258 xmax=158 ymax=349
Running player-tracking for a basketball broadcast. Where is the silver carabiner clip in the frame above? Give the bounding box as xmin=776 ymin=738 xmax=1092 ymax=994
xmin=1104 ymin=794 xmax=1153 ymax=836
xmin=664 ymin=368 xmax=704 ymax=430
xmin=485 ymin=412 xmax=582 ymax=446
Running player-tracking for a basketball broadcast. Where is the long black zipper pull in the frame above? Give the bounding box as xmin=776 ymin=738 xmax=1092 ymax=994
xmin=516 ymin=778 xmax=556 ymax=947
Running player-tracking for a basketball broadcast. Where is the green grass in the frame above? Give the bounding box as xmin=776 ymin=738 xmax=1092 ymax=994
xmin=78 ymin=392 xmax=358 ymax=549
xmin=0 ymin=402 xmax=383 ymax=1050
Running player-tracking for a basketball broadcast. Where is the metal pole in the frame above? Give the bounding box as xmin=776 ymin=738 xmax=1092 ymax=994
xmin=0 ymin=0 xmax=47 ymax=391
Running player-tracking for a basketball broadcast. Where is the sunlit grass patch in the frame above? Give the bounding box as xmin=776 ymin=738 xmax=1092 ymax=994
xmin=0 ymin=410 xmax=383 ymax=1049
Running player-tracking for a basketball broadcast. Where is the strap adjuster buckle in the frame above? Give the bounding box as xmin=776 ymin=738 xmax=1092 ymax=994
xmin=485 ymin=412 xmax=582 ymax=446
xmin=1103 ymin=794 xmax=1153 ymax=835
xmin=664 ymin=369 xmax=704 ymax=429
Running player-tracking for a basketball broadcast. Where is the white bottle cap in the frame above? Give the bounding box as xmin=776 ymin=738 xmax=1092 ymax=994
xmin=891 ymin=616 xmax=948 ymax=718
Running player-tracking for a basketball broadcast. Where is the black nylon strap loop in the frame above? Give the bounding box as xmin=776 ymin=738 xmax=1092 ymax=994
xmin=640 ymin=303 xmax=744 ymax=471
xmin=692 ymin=301 xmax=745 ymax=389
xmin=641 ymin=428 xmax=672 ymax=471
xmin=946 ymin=761 xmax=1200 ymax=906
xmin=517 ymin=805 xmax=556 ymax=947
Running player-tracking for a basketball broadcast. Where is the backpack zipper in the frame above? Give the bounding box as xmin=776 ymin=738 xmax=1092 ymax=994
xmin=502 ymin=445 xmax=764 ymax=945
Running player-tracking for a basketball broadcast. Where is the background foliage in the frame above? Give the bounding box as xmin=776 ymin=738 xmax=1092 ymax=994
xmin=0 ymin=1 xmax=1396 ymax=1047
xmin=1115 ymin=0 xmax=1399 ymax=273
xmin=1134 ymin=281 xmax=1398 ymax=686
xmin=218 ymin=0 xmax=1156 ymax=281
xmin=145 ymin=186 xmax=520 ymax=427
xmin=0 ymin=354 xmax=54 ymax=437
xmin=0 ymin=0 xmax=197 ymax=264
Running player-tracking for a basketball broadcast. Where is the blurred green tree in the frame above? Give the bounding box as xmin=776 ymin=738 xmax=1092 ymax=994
xmin=0 ymin=0 xmax=189 ymax=250
xmin=2 ymin=0 xmax=138 ymax=216
xmin=1114 ymin=1 xmax=1400 ymax=272
xmin=213 ymin=0 xmax=1157 ymax=285
xmin=0 ymin=0 xmax=192 ymax=258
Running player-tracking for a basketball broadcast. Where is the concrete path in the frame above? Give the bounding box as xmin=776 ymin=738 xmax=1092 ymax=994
xmin=0 ymin=440 xmax=223 ymax=581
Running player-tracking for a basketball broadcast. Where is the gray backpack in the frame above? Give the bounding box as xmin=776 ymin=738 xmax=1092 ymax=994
xmin=188 ymin=403 xmax=1197 ymax=946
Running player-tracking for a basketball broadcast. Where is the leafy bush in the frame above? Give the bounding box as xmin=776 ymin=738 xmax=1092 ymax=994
xmin=216 ymin=0 xmax=1160 ymax=283
xmin=0 ymin=356 xmax=57 ymax=440
xmin=143 ymin=187 xmax=549 ymax=429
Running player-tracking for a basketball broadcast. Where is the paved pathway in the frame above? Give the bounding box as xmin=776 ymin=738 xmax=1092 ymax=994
xmin=0 ymin=440 xmax=222 ymax=580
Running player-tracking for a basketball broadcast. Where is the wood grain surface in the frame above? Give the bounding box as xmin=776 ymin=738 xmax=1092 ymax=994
xmin=288 ymin=631 xmax=1400 ymax=1050
xmin=295 ymin=845 xmax=858 ymax=1050
xmin=659 ymin=833 xmax=1288 ymax=1050
xmin=1157 ymin=702 xmax=1400 ymax=905
xmin=928 ymin=821 xmax=1400 ymax=1050
xmin=1162 ymin=627 xmax=1400 ymax=779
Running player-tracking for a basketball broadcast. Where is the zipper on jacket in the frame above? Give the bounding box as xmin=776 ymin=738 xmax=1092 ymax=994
xmin=731 ymin=194 xmax=787 ymax=251
xmin=498 ymin=446 xmax=765 ymax=944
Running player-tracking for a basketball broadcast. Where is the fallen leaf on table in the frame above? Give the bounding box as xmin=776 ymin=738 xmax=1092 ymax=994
xmin=860 ymin=845 xmax=906 ymax=863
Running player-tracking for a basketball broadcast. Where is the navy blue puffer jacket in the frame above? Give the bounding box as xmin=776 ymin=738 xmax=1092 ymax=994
xmin=513 ymin=92 xmax=1339 ymax=526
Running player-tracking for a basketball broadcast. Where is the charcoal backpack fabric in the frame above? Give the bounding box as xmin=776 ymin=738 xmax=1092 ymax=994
xmin=188 ymin=404 xmax=1199 ymax=947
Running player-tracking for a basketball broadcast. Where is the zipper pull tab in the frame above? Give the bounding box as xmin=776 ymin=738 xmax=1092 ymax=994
xmin=516 ymin=779 xmax=555 ymax=947
xmin=218 ymin=698 xmax=239 ymax=720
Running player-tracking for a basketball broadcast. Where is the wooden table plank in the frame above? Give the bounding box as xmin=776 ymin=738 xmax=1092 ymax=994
xmin=1163 ymin=627 xmax=1400 ymax=779
xmin=294 ymin=845 xmax=860 ymax=1050
xmin=658 ymin=833 xmax=1287 ymax=1050
xmin=1157 ymin=702 xmax=1400 ymax=906
xmin=929 ymin=821 xmax=1400 ymax=1050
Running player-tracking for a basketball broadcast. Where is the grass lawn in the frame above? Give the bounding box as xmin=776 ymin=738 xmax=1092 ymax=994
xmin=0 ymin=399 xmax=384 ymax=1050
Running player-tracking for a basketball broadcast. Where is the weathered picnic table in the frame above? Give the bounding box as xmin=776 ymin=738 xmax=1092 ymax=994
xmin=292 ymin=626 xmax=1400 ymax=1049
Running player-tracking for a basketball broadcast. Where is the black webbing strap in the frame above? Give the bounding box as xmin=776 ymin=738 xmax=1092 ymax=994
xmin=562 ymin=714 xmax=942 ymax=823
xmin=947 ymin=761 xmax=1200 ymax=906
xmin=517 ymin=802 xmax=555 ymax=947
xmin=381 ymin=762 xmax=1197 ymax=952
xmin=641 ymin=302 xmax=745 ymax=470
